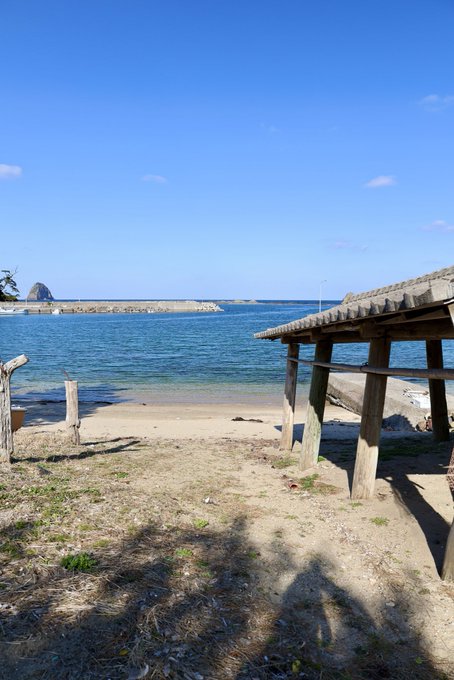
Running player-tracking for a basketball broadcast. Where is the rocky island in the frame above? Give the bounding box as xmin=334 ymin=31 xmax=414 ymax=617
xmin=27 ymin=282 xmax=54 ymax=301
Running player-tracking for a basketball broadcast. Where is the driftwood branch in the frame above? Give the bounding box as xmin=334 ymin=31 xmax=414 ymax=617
xmin=0 ymin=354 xmax=29 ymax=464
xmin=3 ymin=354 xmax=29 ymax=375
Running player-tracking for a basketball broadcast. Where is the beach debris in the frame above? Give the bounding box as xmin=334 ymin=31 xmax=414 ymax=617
xmin=281 ymin=475 xmax=300 ymax=490
xmin=231 ymin=417 xmax=263 ymax=423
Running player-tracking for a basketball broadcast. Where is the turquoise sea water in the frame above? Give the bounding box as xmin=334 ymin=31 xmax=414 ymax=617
xmin=0 ymin=302 xmax=453 ymax=404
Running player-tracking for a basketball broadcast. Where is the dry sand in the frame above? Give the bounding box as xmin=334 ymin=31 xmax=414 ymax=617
xmin=20 ymin=398 xmax=361 ymax=441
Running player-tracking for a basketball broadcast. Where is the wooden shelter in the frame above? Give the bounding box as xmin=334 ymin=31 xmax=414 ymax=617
xmin=255 ymin=265 xmax=454 ymax=579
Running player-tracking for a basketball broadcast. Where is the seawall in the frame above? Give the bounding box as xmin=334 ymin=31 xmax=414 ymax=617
xmin=1 ymin=300 xmax=223 ymax=314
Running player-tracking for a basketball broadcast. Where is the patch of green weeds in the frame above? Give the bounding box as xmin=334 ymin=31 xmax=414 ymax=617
xmin=379 ymin=438 xmax=443 ymax=461
xmin=273 ymin=457 xmax=296 ymax=469
xmin=285 ymin=514 xmax=298 ymax=520
xmin=299 ymin=473 xmax=339 ymax=495
xmin=79 ymin=524 xmax=95 ymax=532
xmin=14 ymin=520 xmax=28 ymax=530
xmin=300 ymin=473 xmax=319 ymax=490
xmin=350 ymin=501 xmax=362 ymax=508
xmin=93 ymin=538 xmax=110 ymax=548
xmin=247 ymin=550 xmax=259 ymax=559
xmin=317 ymin=455 xmax=327 ymax=462
xmin=81 ymin=487 xmax=101 ymax=497
xmin=175 ymin=548 xmax=193 ymax=558
xmin=48 ymin=533 xmax=71 ymax=543
xmin=370 ymin=516 xmax=389 ymax=526
xmin=193 ymin=519 xmax=209 ymax=529
xmin=0 ymin=541 xmax=21 ymax=558
xmin=60 ymin=552 xmax=97 ymax=572
xmin=112 ymin=471 xmax=129 ymax=479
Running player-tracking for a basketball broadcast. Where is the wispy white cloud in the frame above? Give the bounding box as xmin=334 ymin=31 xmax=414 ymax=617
xmin=0 ymin=163 xmax=22 ymax=179
xmin=364 ymin=175 xmax=396 ymax=189
xmin=260 ymin=123 xmax=280 ymax=134
xmin=419 ymin=94 xmax=454 ymax=112
xmin=422 ymin=219 xmax=454 ymax=233
xmin=328 ymin=239 xmax=368 ymax=252
xmin=141 ymin=174 xmax=167 ymax=184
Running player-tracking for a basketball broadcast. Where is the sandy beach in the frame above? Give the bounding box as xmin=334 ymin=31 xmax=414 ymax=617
xmin=2 ymin=398 xmax=453 ymax=679
xmin=19 ymin=397 xmax=361 ymax=441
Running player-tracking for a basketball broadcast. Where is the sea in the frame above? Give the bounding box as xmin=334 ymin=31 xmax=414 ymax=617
xmin=1 ymin=301 xmax=453 ymax=405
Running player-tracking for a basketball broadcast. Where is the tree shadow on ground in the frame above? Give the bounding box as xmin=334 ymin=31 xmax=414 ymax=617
xmin=0 ymin=519 xmax=449 ymax=679
xmin=237 ymin=551 xmax=448 ymax=680
xmin=16 ymin=437 xmax=142 ymax=463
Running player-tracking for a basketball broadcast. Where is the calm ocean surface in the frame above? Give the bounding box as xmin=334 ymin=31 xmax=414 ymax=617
xmin=1 ymin=302 xmax=453 ymax=404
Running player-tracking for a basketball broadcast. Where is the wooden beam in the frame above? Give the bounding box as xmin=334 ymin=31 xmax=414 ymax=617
xmin=351 ymin=338 xmax=391 ymax=500
xmin=291 ymin=358 xmax=454 ymax=380
xmin=300 ymin=340 xmax=333 ymax=470
xmin=378 ymin=307 xmax=448 ymax=325
xmin=426 ymin=340 xmax=450 ymax=442
xmin=280 ymin=344 xmax=299 ymax=451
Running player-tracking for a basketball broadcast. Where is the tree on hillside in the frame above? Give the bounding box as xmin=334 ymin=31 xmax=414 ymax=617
xmin=0 ymin=269 xmax=20 ymax=301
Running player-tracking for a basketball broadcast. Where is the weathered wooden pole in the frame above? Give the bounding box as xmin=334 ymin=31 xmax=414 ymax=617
xmin=351 ymin=338 xmax=391 ymax=500
xmin=300 ymin=339 xmax=333 ymax=470
xmin=442 ymin=519 xmax=454 ymax=581
xmin=65 ymin=380 xmax=81 ymax=445
xmin=426 ymin=339 xmax=450 ymax=442
xmin=280 ymin=343 xmax=299 ymax=451
xmin=0 ymin=354 xmax=29 ymax=464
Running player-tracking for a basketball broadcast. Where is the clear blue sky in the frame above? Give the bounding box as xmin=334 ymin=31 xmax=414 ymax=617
xmin=1 ymin=0 xmax=453 ymax=299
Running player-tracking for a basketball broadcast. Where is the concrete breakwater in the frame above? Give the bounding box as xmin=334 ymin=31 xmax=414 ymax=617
xmin=2 ymin=300 xmax=223 ymax=314
xmin=327 ymin=372 xmax=454 ymax=431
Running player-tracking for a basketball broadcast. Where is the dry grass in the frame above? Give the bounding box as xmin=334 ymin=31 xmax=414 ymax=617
xmin=0 ymin=432 xmax=452 ymax=679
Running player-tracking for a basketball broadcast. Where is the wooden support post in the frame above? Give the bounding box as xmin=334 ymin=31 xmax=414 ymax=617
xmin=442 ymin=519 xmax=454 ymax=581
xmin=299 ymin=340 xmax=333 ymax=470
xmin=65 ymin=380 xmax=81 ymax=445
xmin=0 ymin=354 xmax=29 ymax=464
xmin=351 ymin=338 xmax=391 ymax=500
xmin=280 ymin=344 xmax=299 ymax=451
xmin=426 ymin=340 xmax=450 ymax=442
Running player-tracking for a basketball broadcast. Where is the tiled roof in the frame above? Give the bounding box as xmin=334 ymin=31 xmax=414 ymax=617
xmin=255 ymin=265 xmax=454 ymax=340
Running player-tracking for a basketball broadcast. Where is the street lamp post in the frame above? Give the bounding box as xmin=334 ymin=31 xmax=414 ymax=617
xmin=319 ymin=280 xmax=327 ymax=313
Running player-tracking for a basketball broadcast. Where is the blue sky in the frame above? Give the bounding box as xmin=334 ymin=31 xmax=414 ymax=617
xmin=1 ymin=0 xmax=453 ymax=299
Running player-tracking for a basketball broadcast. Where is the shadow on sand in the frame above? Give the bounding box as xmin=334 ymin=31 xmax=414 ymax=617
xmin=0 ymin=518 xmax=448 ymax=680
xmin=280 ymin=420 xmax=453 ymax=574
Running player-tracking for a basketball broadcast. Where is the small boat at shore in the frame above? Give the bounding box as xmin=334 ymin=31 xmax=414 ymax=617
xmin=0 ymin=307 xmax=29 ymax=315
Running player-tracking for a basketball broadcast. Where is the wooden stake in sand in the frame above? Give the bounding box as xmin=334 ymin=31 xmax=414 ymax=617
xmin=65 ymin=380 xmax=81 ymax=445
xmin=0 ymin=354 xmax=29 ymax=464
